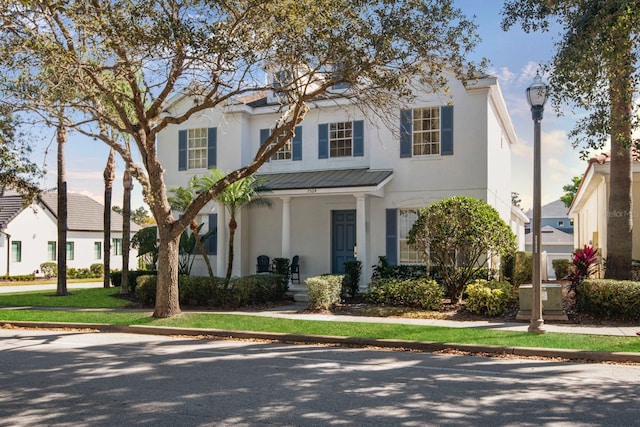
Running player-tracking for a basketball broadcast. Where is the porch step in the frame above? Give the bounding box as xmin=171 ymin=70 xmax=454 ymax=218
xmin=288 ymin=283 xmax=308 ymax=302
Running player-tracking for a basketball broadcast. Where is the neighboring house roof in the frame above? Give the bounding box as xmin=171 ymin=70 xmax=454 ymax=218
xmin=525 ymin=225 xmax=574 ymax=246
xmin=257 ymin=168 xmax=393 ymax=191
xmin=525 ymin=199 xmax=568 ymax=219
xmin=38 ymin=192 xmax=142 ymax=233
xmin=0 ymin=195 xmax=26 ymax=231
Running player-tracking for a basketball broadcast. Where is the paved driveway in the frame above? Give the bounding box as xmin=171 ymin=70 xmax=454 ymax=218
xmin=1 ymin=328 xmax=639 ymax=426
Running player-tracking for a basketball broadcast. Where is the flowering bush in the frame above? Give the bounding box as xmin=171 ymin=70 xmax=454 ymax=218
xmin=568 ymin=245 xmax=598 ymax=296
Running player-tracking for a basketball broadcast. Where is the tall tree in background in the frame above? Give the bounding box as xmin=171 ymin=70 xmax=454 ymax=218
xmin=56 ymin=121 xmax=68 ymax=296
xmin=560 ymin=176 xmax=582 ymax=208
xmin=1 ymin=0 xmax=484 ymax=317
xmin=502 ymin=1 xmax=639 ymax=280
xmin=103 ymin=149 xmax=115 ymax=289
xmin=121 ymin=165 xmax=133 ymax=294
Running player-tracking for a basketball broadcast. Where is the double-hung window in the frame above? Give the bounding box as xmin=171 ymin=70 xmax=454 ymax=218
xmin=94 ymin=242 xmax=102 ymax=260
xmin=178 ymin=128 xmax=217 ymax=171
xmin=318 ymin=120 xmax=364 ymax=159
xmin=113 ymin=238 xmax=123 ymax=256
xmin=400 ymin=106 xmax=453 ymax=158
xmin=47 ymin=241 xmax=56 ymax=261
xmin=260 ymin=126 xmax=303 ymax=161
xmin=11 ymin=241 xmax=21 ymax=263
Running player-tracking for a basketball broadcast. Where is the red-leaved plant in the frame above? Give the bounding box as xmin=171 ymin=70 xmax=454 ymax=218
xmin=568 ymin=245 xmax=598 ymax=296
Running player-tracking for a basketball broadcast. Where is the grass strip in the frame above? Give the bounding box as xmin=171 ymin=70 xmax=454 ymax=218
xmin=0 ymin=287 xmax=131 ymax=308
xmin=1 ymin=309 xmax=639 ymax=353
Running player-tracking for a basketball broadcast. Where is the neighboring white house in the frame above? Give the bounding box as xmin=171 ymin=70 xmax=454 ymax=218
xmin=0 ymin=191 xmax=141 ymax=276
xmin=156 ymin=72 xmax=519 ymax=290
xmin=568 ymin=151 xmax=640 ymax=268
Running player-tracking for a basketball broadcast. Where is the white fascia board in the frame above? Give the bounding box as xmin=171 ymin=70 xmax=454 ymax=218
xmin=265 ymin=180 xmax=392 ymax=199
xmin=567 ymin=163 xmax=597 ymax=217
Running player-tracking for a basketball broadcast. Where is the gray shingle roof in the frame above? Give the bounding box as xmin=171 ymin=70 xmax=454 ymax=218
xmin=39 ymin=192 xmax=141 ymax=233
xmin=525 ymin=225 xmax=574 ymax=245
xmin=257 ymin=168 xmax=393 ymax=191
xmin=0 ymin=195 xmax=27 ymax=231
xmin=525 ymin=199 xmax=569 ymax=218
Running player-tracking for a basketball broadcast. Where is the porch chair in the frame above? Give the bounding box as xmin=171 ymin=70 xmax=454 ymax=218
xmin=256 ymin=255 xmax=272 ymax=273
xmin=290 ymin=255 xmax=300 ymax=284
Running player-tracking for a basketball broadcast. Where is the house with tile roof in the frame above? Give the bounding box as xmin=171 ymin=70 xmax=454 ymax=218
xmin=157 ymin=72 xmax=520 ymax=293
xmin=568 ymin=151 xmax=640 ymax=267
xmin=0 ymin=191 xmax=140 ymax=276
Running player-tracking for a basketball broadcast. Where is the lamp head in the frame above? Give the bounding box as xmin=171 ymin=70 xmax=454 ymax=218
xmin=526 ymin=72 xmax=549 ymax=120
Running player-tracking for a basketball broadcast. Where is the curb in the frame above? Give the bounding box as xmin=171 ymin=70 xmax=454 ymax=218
xmin=3 ymin=320 xmax=640 ymax=364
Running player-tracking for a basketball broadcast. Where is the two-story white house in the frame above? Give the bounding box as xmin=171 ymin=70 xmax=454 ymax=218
xmin=157 ymin=73 xmax=519 ymax=290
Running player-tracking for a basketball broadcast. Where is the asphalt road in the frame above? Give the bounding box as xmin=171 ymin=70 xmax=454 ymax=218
xmin=1 ymin=328 xmax=639 ymax=426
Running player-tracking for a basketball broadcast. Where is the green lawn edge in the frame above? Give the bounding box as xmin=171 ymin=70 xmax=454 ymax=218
xmin=0 ymin=287 xmax=638 ymax=354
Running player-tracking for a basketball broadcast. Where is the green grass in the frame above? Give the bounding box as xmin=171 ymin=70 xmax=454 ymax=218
xmin=0 ymin=288 xmax=639 ymax=354
xmin=0 ymin=287 xmax=131 ymax=308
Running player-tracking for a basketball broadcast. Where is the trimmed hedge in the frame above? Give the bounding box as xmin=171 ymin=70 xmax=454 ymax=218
xmin=465 ymin=280 xmax=515 ymax=316
xmin=552 ymin=259 xmax=571 ymax=280
xmin=366 ymin=278 xmax=443 ymax=310
xmin=513 ymin=251 xmax=532 ymax=286
xmin=577 ymin=279 xmax=640 ymax=321
xmin=135 ymin=273 xmax=287 ymax=308
xmin=111 ymin=270 xmax=158 ymax=292
xmin=306 ymin=275 xmax=343 ymax=310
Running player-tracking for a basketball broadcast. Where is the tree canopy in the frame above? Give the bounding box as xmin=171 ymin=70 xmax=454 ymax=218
xmin=502 ymin=0 xmax=639 ymax=280
xmin=408 ymin=196 xmax=517 ymax=303
xmin=0 ymin=0 xmax=484 ymax=317
xmin=560 ymin=176 xmax=582 ymax=208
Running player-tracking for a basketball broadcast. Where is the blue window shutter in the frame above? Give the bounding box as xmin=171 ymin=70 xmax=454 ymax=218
xmin=400 ymin=109 xmax=412 ymax=158
xmin=178 ymin=130 xmax=187 ymax=170
xmin=207 ymin=127 xmax=217 ymax=168
xmin=353 ymin=120 xmax=364 ymax=157
xmin=260 ymin=128 xmax=270 ymax=146
xmin=292 ymin=126 xmax=302 ymax=161
xmin=386 ymin=209 xmax=398 ymax=265
xmin=208 ymin=214 xmax=217 ymax=255
xmin=318 ymin=123 xmax=328 ymax=159
xmin=441 ymin=106 xmax=454 ymax=155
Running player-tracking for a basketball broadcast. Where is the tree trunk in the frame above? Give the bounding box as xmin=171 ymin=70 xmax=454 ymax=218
xmin=604 ymin=27 xmax=633 ymax=280
xmin=56 ymin=124 xmax=67 ymax=296
xmin=225 ymin=217 xmax=237 ymax=285
xmin=153 ymin=227 xmax=181 ymax=318
xmin=121 ymin=166 xmax=132 ymax=294
xmin=103 ymin=149 xmax=115 ymax=288
xmin=191 ymin=220 xmax=214 ymax=279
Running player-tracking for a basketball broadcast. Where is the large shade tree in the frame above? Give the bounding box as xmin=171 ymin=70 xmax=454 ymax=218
xmin=502 ymin=0 xmax=640 ymax=280
xmin=1 ymin=0 xmax=484 ymax=317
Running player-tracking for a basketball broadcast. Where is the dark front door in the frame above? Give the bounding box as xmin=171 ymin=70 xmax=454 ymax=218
xmin=332 ymin=210 xmax=356 ymax=274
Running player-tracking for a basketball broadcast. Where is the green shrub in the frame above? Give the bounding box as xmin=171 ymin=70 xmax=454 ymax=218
xmin=342 ymin=260 xmax=362 ymax=299
xmin=371 ymin=256 xmax=427 ymax=281
xmin=111 ymin=270 xmax=157 ymax=292
xmin=272 ymin=258 xmax=291 ymax=292
xmin=40 ymin=262 xmax=57 ymax=278
xmin=552 ymin=259 xmax=571 ymax=280
xmin=90 ymin=263 xmax=104 ymax=277
xmin=135 ymin=274 xmax=286 ymax=308
xmin=577 ymin=279 xmax=640 ymax=321
xmin=513 ymin=251 xmax=532 ymax=286
xmin=366 ymin=278 xmax=443 ymax=310
xmin=1 ymin=274 xmax=36 ymax=282
xmin=465 ymin=279 xmax=515 ymax=316
xmin=501 ymin=252 xmax=515 ymax=285
xmin=306 ymin=275 xmax=343 ymax=310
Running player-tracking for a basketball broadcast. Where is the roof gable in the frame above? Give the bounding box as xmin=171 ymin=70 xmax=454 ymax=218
xmin=0 ymin=195 xmax=27 ymax=231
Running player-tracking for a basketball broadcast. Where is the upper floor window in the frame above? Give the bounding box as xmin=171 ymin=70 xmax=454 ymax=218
xmin=178 ymin=128 xmax=217 ymax=171
xmin=400 ymin=106 xmax=453 ymax=158
xmin=330 ymin=122 xmax=353 ymax=157
xmin=412 ymin=107 xmax=440 ymax=156
xmin=558 ymin=220 xmax=565 ymax=227
xmin=260 ymin=126 xmax=303 ymax=161
xmin=318 ymin=120 xmax=364 ymax=159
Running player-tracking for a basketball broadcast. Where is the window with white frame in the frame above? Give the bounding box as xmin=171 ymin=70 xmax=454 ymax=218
xmin=66 ymin=242 xmax=74 ymax=261
xmin=94 ymin=242 xmax=102 ymax=260
xmin=187 ymin=128 xmax=208 ymax=169
xmin=398 ymin=209 xmax=421 ymax=264
xmin=11 ymin=241 xmax=21 ymax=262
xmin=270 ymin=131 xmax=292 ymax=160
xmin=47 ymin=241 xmax=56 ymax=261
xmin=329 ymin=121 xmax=353 ymax=157
xmin=113 ymin=238 xmax=123 ymax=256
xmin=412 ymin=107 xmax=440 ymax=156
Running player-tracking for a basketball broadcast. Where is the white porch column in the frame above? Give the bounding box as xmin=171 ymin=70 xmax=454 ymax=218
xmin=216 ymin=201 xmax=226 ymax=276
xmin=281 ymin=196 xmax=291 ymax=259
xmin=355 ymin=194 xmax=368 ymax=290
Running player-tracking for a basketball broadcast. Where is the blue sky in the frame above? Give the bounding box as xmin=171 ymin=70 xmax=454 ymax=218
xmin=31 ymin=1 xmax=591 ymax=212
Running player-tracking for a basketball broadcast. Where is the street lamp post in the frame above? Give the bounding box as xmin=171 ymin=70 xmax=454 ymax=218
xmin=526 ymin=73 xmax=548 ymax=334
